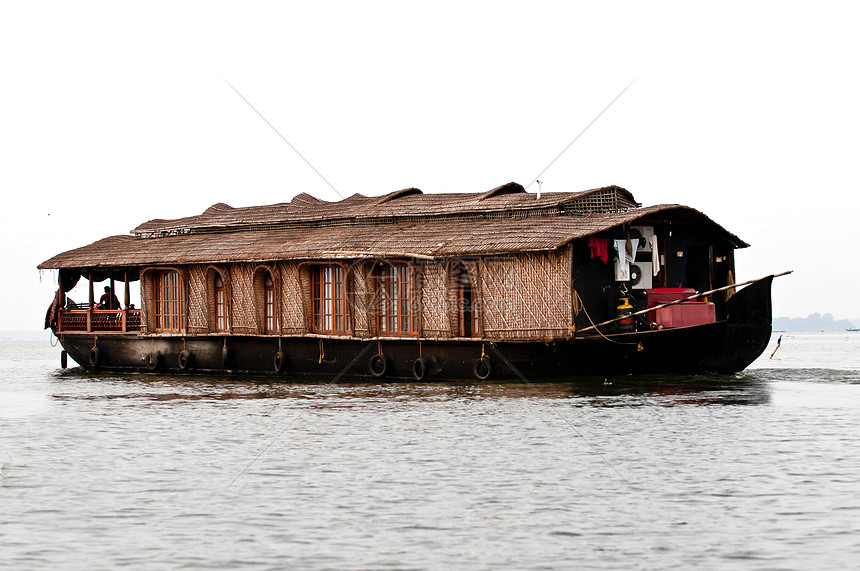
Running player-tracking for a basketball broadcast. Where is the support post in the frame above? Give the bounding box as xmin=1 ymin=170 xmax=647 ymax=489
xmin=123 ymin=271 xmax=130 ymax=333
xmin=87 ymin=272 xmax=94 ymax=332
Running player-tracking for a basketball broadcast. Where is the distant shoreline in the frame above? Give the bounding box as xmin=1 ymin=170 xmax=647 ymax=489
xmin=773 ymin=313 xmax=857 ymax=333
xmin=0 ymin=331 xmax=52 ymax=341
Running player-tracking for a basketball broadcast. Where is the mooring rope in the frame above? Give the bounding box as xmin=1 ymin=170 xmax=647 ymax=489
xmin=572 ymin=289 xmax=640 ymax=347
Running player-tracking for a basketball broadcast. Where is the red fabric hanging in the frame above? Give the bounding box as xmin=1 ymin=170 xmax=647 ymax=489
xmin=588 ymin=237 xmax=609 ymax=263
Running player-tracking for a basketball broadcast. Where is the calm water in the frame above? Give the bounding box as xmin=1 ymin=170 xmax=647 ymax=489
xmin=2 ymin=332 xmax=859 ymax=569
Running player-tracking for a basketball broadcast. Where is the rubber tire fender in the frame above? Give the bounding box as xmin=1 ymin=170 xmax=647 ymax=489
xmin=178 ymin=350 xmax=192 ymax=371
xmin=146 ymin=352 xmax=160 ymax=371
xmin=274 ymin=351 xmax=286 ymax=373
xmin=89 ymin=347 xmax=99 ymax=368
xmin=472 ymin=357 xmax=492 ymax=380
xmin=412 ymin=357 xmax=428 ymax=381
xmin=368 ymin=354 xmax=388 ymax=378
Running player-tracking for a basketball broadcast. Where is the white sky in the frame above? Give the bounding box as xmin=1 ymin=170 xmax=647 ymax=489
xmin=3 ymin=1 xmax=859 ymax=331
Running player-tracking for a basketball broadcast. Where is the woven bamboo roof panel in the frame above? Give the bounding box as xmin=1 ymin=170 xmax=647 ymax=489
xmin=39 ymin=204 xmax=747 ymax=270
xmin=131 ymin=184 xmax=640 ymax=236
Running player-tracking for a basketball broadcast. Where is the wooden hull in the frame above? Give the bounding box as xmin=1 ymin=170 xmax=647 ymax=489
xmin=56 ymin=277 xmax=773 ymax=380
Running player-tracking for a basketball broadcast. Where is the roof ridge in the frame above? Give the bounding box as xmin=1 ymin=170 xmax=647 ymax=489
xmin=375 ymin=187 xmax=423 ymax=204
xmin=478 ymin=182 xmax=525 ymax=201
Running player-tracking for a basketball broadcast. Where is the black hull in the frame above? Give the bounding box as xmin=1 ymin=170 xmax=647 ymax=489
xmin=56 ymin=277 xmax=773 ymax=380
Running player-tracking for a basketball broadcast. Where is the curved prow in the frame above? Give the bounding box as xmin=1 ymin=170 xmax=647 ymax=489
xmin=726 ymin=274 xmax=774 ymax=328
xmin=712 ymin=274 xmax=775 ymax=372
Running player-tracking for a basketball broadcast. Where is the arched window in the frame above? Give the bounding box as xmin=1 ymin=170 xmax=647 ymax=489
xmin=264 ymin=271 xmax=277 ymax=334
xmin=214 ymin=273 xmax=229 ymax=332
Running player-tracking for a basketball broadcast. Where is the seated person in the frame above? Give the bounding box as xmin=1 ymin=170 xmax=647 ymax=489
xmin=98 ymin=286 xmax=122 ymax=310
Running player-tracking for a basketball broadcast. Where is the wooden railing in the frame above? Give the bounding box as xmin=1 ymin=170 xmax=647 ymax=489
xmin=58 ymin=309 xmax=142 ymax=333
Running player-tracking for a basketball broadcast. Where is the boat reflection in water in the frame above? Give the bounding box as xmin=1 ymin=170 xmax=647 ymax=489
xmin=52 ymin=367 xmax=772 ymax=407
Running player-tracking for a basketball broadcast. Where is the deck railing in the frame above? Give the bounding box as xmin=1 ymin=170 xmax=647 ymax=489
xmin=58 ymin=309 xmax=142 ymax=333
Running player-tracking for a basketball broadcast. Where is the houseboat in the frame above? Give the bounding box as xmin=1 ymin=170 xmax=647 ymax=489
xmin=39 ymin=182 xmax=782 ymax=380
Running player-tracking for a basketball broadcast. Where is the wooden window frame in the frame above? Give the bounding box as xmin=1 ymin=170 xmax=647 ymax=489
xmin=153 ymin=269 xmax=183 ymax=332
xmin=312 ymin=264 xmax=351 ymax=335
xmin=375 ymin=262 xmax=418 ymax=336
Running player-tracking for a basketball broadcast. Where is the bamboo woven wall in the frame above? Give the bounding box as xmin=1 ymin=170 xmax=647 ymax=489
xmin=186 ymin=265 xmax=209 ymax=334
xmin=277 ymin=261 xmax=304 ymax=335
xmin=479 ymin=247 xmax=573 ymax=340
xmin=352 ymin=262 xmax=371 ymax=338
xmin=139 ymin=247 xmax=574 ymax=341
xmin=139 ymin=270 xmax=151 ymax=334
xmin=229 ymin=263 xmax=258 ymax=335
xmin=420 ymin=261 xmax=448 ymax=338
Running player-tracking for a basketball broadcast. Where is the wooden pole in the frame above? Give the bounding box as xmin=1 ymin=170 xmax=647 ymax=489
xmin=87 ymin=272 xmax=94 ymax=332
xmin=575 ymin=271 xmax=792 ymax=335
xmin=123 ymin=271 xmax=130 ymax=332
xmin=769 ymin=335 xmax=782 ymax=359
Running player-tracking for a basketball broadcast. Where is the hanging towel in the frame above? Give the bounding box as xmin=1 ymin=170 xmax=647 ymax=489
xmin=614 ymin=239 xmax=638 ymax=280
xmin=613 ymin=240 xmax=628 ymax=280
xmin=588 ymin=237 xmax=609 ymax=263
xmin=649 ymin=234 xmax=660 ymax=276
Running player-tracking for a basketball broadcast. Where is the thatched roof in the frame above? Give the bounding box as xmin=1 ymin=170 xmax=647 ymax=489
xmin=38 ymin=184 xmax=748 ymax=271
xmin=131 ymin=183 xmax=640 ymax=237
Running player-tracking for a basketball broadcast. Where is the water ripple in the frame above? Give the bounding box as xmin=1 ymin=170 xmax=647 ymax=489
xmin=2 ymin=338 xmax=860 ymax=568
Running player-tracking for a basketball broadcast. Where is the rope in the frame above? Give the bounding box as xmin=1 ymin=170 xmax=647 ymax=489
xmin=318 ymin=339 xmax=325 ymax=364
xmin=572 ymin=289 xmax=640 ymax=347
xmin=572 ymin=285 xmax=583 ymax=317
